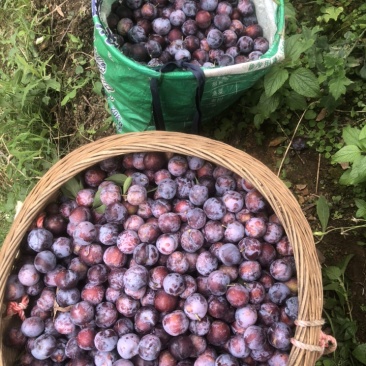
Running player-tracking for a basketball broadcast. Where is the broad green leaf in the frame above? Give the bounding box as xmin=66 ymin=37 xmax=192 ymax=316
xmin=94 ymin=204 xmax=106 ymax=214
xmin=323 ymin=283 xmax=342 ymax=291
xmin=68 ymin=34 xmax=80 ymax=43
xmin=289 ymin=68 xmax=320 ymax=98
xmin=264 ymin=67 xmax=289 ymax=97
xmin=60 ymin=176 xmax=84 ymax=200
xmin=323 ymin=54 xmax=345 ymax=73
xmin=360 ymin=64 xmax=366 ymax=80
xmin=284 ymin=34 xmax=302 ymax=61
xmin=319 ymin=359 xmax=336 ymax=366
xmin=318 ymin=6 xmax=343 ymax=23
xmin=45 ymin=78 xmax=61 ymax=91
xmin=42 ymin=96 xmax=51 ymax=105
xmin=93 ymin=81 xmax=103 ymax=96
xmin=286 ymin=91 xmax=307 ymax=111
xmin=75 ymin=65 xmax=84 ymax=75
xmin=254 ymin=114 xmax=265 ymax=129
xmin=328 ymin=74 xmax=353 ymax=100
xmin=284 ymin=1 xmax=296 ymax=20
xmin=359 ymin=138 xmax=366 ymax=150
xmin=352 ymin=344 xmax=366 ymax=364
xmin=258 ymin=92 xmax=280 ymax=117
xmin=342 ymin=126 xmax=360 ymax=147
xmin=341 ymin=320 xmax=358 ymax=341
xmin=324 ymin=266 xmax=342 ymax=280
xmin=323 ymin=297 xmax=338 ymax=309
xmin=106 ymin=174 xmax=128 ymax=185
xmin=305 ymin=110 xmax=317 ymax=120
xmin=316 ymin=196 xmax=330 ymax=232
xmin=355 ymin=198 xmax=366 ymax=209
xmin=349 ymin=156 xmax=366 ymax=184
xmin=332 ymin=145 xmax=361 ymax=163
xmin=324 ymin=54 xmax=344 ymax=70
xmin=285 ymin=35 xmax=314 ymax=63
xmin=339 ymin=254 xmax=354 ymax=276
xmin=302 ymin=25 xmax=322 ymax=40
xmin=359 ymin=125 xmax=366 ymax=141
xmin=123 ymin=176 xmax=133 ymax=195
xmin=339 ymin=169 xmax=352 ymax=185
xmin=61 ymin=88 xmax=76 ymax=106
xmin=93 ymin=189 xmax=102 ymax=208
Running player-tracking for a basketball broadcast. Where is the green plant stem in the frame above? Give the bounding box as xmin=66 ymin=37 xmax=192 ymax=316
xmin=314 ymin=222 xmax=366 ymax=244
xmin=339 ymin=277 xmax=353 ymax=322
xmin=335 ymin=110 xmax=366 ymax=114
xmin=322 ymin=308 xmax=335 ymax=340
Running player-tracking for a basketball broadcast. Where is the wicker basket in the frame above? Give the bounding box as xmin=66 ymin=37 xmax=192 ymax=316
xmin=0 ymin=132 xmax=324 ymax=365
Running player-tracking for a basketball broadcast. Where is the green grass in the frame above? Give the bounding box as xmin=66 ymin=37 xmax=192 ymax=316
xmin=0 ymin=0 xmax=107 ymax=242
xmin=0 ymin=1 xmax=61 ymax=242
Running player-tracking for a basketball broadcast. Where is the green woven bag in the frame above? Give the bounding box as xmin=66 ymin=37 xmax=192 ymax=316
xmin=92 ymin=0 xmax=285 ymax=133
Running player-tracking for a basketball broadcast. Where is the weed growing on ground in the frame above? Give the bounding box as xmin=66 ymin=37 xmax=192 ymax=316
xmin=208 ymin=1 xmax=366 ymax=157
xmin=315 ymin=196 xmax=366 ymax=365
xmin=317 ymin=254 xmax=366 ymax=366
xmin=0 ymin=1 xmax=106 ymax=242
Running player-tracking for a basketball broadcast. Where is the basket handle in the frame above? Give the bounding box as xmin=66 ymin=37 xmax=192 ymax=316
xmin=150 ymin=60 xmax=205 ymax=134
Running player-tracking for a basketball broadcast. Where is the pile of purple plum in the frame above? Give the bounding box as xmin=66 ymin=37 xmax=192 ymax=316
xmin=4 ymin=151 xmax=298 ymax=365
xmin=106 ymin=0 xmax=270 ymax=66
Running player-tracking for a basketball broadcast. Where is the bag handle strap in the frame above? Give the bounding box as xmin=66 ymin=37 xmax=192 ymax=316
xmin=150 ymin=60 xmax=206 ymax=134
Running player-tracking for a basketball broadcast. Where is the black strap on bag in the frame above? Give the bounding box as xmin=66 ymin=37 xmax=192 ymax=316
xmin=150 ymin=60 xmax=206 ymax=134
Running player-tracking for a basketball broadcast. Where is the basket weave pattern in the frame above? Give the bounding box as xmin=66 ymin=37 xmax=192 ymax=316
xmin=0 ymin=132 xmax=323 ymax=365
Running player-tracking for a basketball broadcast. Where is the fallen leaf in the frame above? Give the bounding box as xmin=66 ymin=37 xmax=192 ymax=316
xmin=302 ymin=203 xmax=316 ymax=212
xmin=298 ymin=196 xmax=305 ymax=205
xmin=340 ymin=162 xmax=349 ymax=170
xmin=295 ymin=184 xmax=307 ymax=191
xmin=268 ymin=136 xmax=287 ymax=147
xmin=78 ymin=5 xmax=88 ymax=16
xmin=316 ymin=108 xmax=327 ymax=121
xmin=55 ymin=5 xmax=65 ymax=17
xmin=301 ymin=188 xmax=309 ymax=196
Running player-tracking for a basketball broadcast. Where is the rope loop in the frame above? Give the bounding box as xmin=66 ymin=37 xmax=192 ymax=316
xmin=5 ymin=295 xmax=29 ymax=321
xmin=291 ymin=318 xmax=337 ymax=358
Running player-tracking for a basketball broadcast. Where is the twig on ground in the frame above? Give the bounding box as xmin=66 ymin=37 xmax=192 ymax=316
xmin=277 ymin=108 xmax=308 ymax=177
xmin=316 ymin=153 xmax=321 ymax=194
xmin=60 ymin=20 xmax=76 ymax=57
xmin=82 ymin=95 xmax=93 ymax=109
xmin=275 ymin=120 xmax=306 ymax=165
xmin=38 ymin=0 xmax=70 ymax=22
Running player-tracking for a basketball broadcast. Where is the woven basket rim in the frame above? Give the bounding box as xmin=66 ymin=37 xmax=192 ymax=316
xmin=0 ymin=132 xmax=323 ymax=366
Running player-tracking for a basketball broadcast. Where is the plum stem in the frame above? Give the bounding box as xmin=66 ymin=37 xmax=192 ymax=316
xmin=195 ymin=313 xmax=201 ymax=321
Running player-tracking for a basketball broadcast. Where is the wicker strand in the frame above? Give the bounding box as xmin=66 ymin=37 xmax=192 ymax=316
xmin=291 ymin=318 xmax=337 ymax=357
